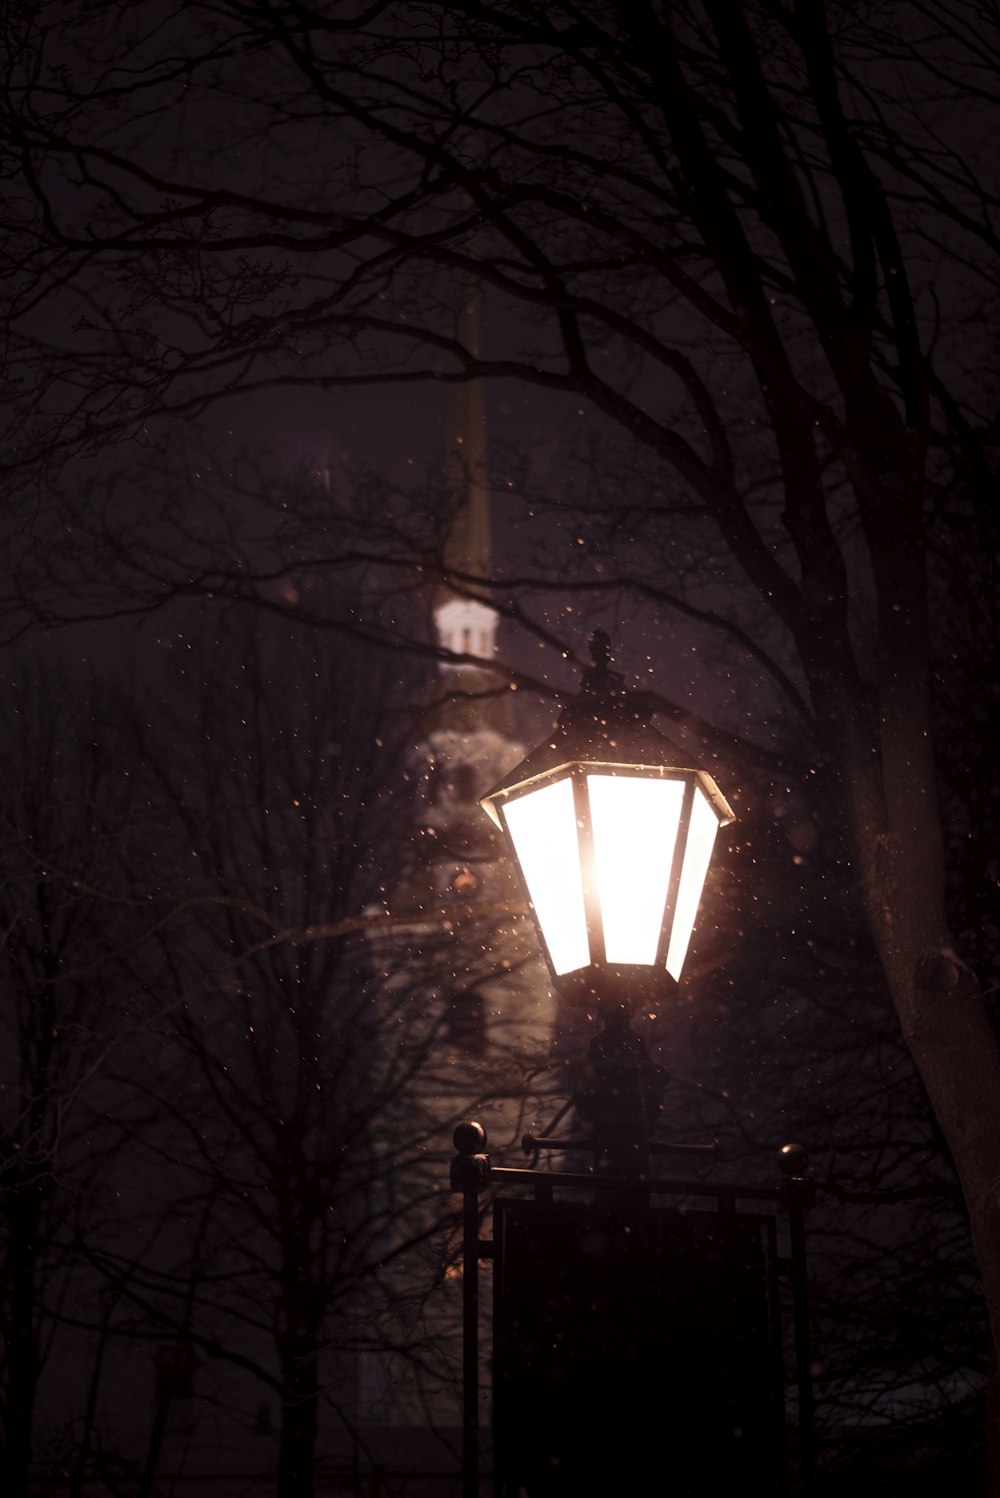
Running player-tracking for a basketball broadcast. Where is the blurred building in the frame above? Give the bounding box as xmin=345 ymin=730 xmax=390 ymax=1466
xmin=356 ymin=282 xmax=560 ymax=1486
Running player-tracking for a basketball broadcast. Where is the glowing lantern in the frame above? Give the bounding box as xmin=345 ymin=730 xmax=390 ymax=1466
xmin=480 ymin=633 xmax=733 ymax=995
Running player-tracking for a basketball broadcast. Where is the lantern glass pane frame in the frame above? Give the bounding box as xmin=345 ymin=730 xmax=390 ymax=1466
xmin=484 ymin=760 xmax=731 ymax=984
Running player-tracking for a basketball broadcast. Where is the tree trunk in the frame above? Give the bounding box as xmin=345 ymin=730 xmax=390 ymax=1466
xmin=4 ymin=1181 xmax=43 ymax=1498
xmin=277 ymin=1328 xmax=320 ymax=1498
xmin=844 ymin=707 xmax=1000 ymax=1481
xmin=866 ymin=850 xmax=1000 ymax=1393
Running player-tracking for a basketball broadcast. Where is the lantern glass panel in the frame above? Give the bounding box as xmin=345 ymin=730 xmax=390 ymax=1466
xmin=587 ymin=774 xmax=685 ymax=965
xmin=503 ymin=776 xmax=589 ymax=975
xmin=666 ymin=784 xmax=720 ymax=980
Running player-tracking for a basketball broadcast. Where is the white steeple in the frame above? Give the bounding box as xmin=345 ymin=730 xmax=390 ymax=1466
xmin=434 ymin=272 xmax=499 ymax=670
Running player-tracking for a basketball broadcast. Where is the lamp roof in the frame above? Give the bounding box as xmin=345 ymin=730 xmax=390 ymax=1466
xmin=480 ymin=632 xmax=734 ymax=827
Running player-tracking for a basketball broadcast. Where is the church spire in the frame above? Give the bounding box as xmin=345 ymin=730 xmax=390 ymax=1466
xmin=434 ymin=273 xmax=498 ymax=670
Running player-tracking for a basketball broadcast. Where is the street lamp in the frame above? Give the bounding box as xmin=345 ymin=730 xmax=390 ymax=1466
xmin=480 ymin=630 xmax=734 ymax=1179
xmin=480 ymin=629 xmax=734 ymax=1014
xmin=458 ymin=652 xmax=815 ymax=1496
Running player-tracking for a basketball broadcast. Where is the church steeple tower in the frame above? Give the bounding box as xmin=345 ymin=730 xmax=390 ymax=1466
xmin=408 ymin=269 xmax=523 ymax=899
xmin=358 ymin=269 xmax=556 ymax=1445
xmin=434 ymin=275 xmax=499 ymax=670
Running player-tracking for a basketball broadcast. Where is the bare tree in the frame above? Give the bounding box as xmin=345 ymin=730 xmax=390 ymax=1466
xmin=0 ymin=663 xmax=169 ymax=1494
xmin=2 ymin=0 xmax=999 ymax=1480
xmin=68 ymin=613 xmax=542 ymax=1497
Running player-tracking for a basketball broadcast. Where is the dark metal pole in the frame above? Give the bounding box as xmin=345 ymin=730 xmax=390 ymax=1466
xmin=572 ymin=1006 xmax=667 ymax=1197
xmin=462 ymin=1185 xmax=479 ymax=1498
xmin=779 ymin=1144 xmax=816 ymax=1496
xmin=451 ymin=1122 xmax=490 ymax=1498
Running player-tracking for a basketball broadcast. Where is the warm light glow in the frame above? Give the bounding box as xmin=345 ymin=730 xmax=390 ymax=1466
xmin=666 ymin=785 xmax=720 ymax=979
xmin=588 ymin=774 xmax=684 ymax=964
xmin=503 ymin=778 xmax=589 ymax=975
xmin=483 ymin=755 xmax=732 ymax=986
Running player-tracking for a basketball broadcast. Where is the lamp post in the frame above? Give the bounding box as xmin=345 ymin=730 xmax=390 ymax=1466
xmin=480 ymin=630 xmax=734 ymax=1180
xmin=459 ymin=647 xmax=818 ymax=1493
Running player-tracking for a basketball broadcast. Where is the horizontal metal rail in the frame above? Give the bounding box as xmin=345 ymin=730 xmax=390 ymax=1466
xmin=488 ymin=1162 xmax=784 ymax=1202
xmin=521 ymin=1131 xmax=720 ymax=1158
